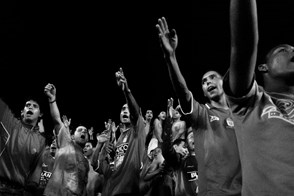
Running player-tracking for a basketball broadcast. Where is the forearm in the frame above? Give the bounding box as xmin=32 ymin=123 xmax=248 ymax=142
xmin=154 ymin=120 xmax=163 ymax=142
xmin=230 ymin=0 xmax=258 ymax=96
xmin=91 ymin=142 xmax=103 ymax=169
xmin=165 ymin=53 xmax=191 ymax=110
xmin=49 ymin=101 xmax=63 ymax=133
xmin=124 ymin=89 xmax=140 ymax=123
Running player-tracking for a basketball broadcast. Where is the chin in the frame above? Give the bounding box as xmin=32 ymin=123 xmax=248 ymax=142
xmin=121 ymin=119 xmax=130 ymax=123
xmin=23 ymin=118 xmax=34 ymax=124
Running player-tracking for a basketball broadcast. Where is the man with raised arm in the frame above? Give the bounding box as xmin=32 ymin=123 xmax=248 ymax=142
xmin=224 ymin=0 xmax=294 ymax=195
xmin=156 ymin=16 xmax=241 ymax=196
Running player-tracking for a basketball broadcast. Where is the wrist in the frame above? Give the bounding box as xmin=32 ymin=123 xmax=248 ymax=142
xmin=49 ymin=99 xmax=56 ymax=103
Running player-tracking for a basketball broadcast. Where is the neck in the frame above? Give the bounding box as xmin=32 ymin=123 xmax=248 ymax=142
xmin=22 ymin=118 xmax=37 ymax=128
xmin=74 ymin=141 xmax=85 ymax=149
xmin=210 ymin=94 xmax=228 ymax=109
xmin=121 ymin=123 xmax=130 ymax=132
xmin=264 ymin=78 xmax=294 ymax=95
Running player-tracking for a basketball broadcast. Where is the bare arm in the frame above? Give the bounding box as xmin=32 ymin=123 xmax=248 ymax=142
xmin=115 ymin=67 xmax=140 ymax=123
xmin=44 ymin=83 xmax=63 ymax=134
xmin=153 ymin=119 xmax=163 ymax=143
xmin=229 ymin=0 xmax=258 ymax=96
xmin=91 ymin=133 xmax=110 ymax=171
xmin=156 ymin=17 xmax=191 ymax=112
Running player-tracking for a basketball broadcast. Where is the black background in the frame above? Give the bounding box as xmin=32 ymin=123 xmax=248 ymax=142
xmin=1 ymin=0 xmax=293 ymax=140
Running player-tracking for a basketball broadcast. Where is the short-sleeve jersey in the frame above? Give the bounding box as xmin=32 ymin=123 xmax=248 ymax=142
xmin=44 ymin=125 xmax=89 ymax=196
xmin=0 ymin=98 xmax=46 ymax=186
xmin=180 ymin=92 xmax=242 ymax=196
xmin=174 ymin=154 xmax=198 ymax=196
xmin=100 ymin=115 xmax=146 ymax=196
xmin=224 ymin=79 xmax=294 ymax=196
xmin=39 ymin=148 xmax=55 ymax=189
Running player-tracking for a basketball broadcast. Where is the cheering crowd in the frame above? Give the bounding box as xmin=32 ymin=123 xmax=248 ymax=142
xmin=1 ymin=0 xmax=294 ymax=195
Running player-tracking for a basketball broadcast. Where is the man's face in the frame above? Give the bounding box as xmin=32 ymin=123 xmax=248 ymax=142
xmin=173 ymin=141 xmax=189 ymax=159
xmin=202 ymin=71 xmax=224 ymax=100
xmin=21 ymin=100 xmax=42 ymax=125
xmin=172 ymin=106 xmax=181 ymax=120
xmin=74 ymin=126 xmax=88 ymax=145
xmin=83 ymin=142 xmax=93 ymax=157
xmin=158 ymin=111 xmax=166 ymax=120
xmin=266 ymin=44 xmax=294 ymax=80
xmin=145 ymin=110 xmax=153 ymax=121
xmin=120 ymin=104 xmax=130 ymax=123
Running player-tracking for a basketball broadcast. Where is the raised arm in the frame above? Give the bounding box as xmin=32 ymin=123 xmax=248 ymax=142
xmin=115 ymin=67 xmax=140 ymax=123
xmin=91 ymin=133 xmax=110 ymax=172
xmin=156 ymin=17 xmax=191 ymax=112
xmin=44 ymin=83 xmax=63 ymax=134
xmin=229 ymin=0 xmax=258 ymax=96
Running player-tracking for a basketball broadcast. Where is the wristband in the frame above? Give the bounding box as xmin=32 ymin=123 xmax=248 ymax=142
xmin=49 ymin=99 xmax=56 ymax=104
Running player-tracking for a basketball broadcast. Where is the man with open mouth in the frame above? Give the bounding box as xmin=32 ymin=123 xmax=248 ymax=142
xmin=0 ymin=91 xmax=47 ymax=195
xmin=92 ymin=67 xmax=146 ymax=196
xmin=43 ymin=83 xmax=90 ymax=196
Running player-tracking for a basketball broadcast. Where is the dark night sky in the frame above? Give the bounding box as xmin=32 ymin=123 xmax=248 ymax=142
xmin=0 ymin=0 xmax=293 ymax=138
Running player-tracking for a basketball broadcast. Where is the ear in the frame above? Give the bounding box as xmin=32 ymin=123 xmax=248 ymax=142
xmin=257 ymin=64 xmax=268 ymax=73
xmin=39 ymin=112 xmax=43 ymax=118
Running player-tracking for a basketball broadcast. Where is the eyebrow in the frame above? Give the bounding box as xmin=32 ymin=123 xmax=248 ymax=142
xmin=202 ymin=74 xmax=218 ymax=82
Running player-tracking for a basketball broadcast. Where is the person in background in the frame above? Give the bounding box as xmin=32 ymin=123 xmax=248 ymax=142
xmin=84 ymin=141 xmax=103 ymax=196
xmin=43 ymin=83 xmax=89 ymax=196
xmin=92 ymin=67 xmax=146 ymax=196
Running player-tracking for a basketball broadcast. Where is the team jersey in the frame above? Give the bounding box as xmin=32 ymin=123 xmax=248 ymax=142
xmin=174 ymin=154 xmax=198 ymax=196
xmin=39 ymin=148 xmax=55 ymax=189
xmin=44 ymin=124 xmax=89 ymax=196
xmin=179 ymin=92 xmax=242 ymax=196
xmin=162 ymin=116 xmax=198 ymax=196
xmin=99 ymin=115 xmax=146 ymax=196
xmin=0 ymin=98 xmax=46 ymax=187
xmin=224 ymin=80 xmax=294 ymax=196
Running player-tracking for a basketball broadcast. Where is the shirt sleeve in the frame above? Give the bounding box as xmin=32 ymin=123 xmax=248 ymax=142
xmin=223 ymin=71 xmax=259 ymax=116
xmin=56 ymin=124 xmax=72 ymax=148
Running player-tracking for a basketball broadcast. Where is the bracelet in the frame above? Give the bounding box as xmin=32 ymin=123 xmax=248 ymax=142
xmin=49 ymin=99 xmax=56 ymax=103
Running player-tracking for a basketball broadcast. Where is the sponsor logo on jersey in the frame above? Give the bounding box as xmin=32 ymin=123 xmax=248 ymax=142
xmin=187 ymin=171 xmax=198 ymax=181
xmin=209 ymin=115 xmax=219 ymax=122
xmin=115 ymin=142 xmax=129 ymax=168
xmin=261 ymin=99 xmax=294 ymax=125
xmin=225 ymin=117 xmax=234 ymax=128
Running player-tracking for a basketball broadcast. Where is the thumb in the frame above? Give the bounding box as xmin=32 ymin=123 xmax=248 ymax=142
xmin=170 ymin=29 xmax=177 ymax=37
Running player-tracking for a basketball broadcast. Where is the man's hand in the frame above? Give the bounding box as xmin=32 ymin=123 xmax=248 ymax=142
xmin=96 ymin=133 xmax=110 ymax=144
xmin=62 ymin=115 xmax=71 ymax=128
xmin=44 ymin=83 xmax=56 ymax=102
xmin=156 ymin=17 xmax=178 ymax=56
xmin=115 ymin=67 xmax=128 ymax=91
xmin=88 ymin=127 xmax=94 ymax=140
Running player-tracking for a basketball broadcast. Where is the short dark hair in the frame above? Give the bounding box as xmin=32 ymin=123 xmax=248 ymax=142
xmin=173 ymin=138 xmax=186 ymax=146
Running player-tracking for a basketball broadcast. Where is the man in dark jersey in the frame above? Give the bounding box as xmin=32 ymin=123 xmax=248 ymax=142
xmin=27 ymin=138 xmax=57 ymax=196
xmin=156 ymin=17 xmax=242 ymax=195
xmin=43 ymin=83 xmax=89 ymax=196
xmin=162 ymin=99 xmax=198 ymax=196
xmin=93 ymin=67 xmax=146 ymax=196
xmin=0 ymin=92 xmax=46 ymax=195
xmin=224 ymin=0 xmax=294 ymax=195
